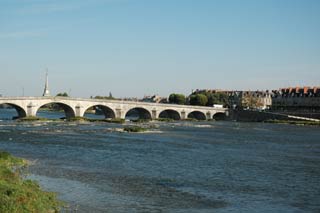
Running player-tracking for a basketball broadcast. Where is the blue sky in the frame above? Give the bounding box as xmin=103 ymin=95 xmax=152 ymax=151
xmin=0 ymin=0 xmax=319 ymax=98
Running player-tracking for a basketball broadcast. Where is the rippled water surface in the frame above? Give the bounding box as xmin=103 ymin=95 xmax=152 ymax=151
xmin=0 ymin=109 xmax=319 ymax=212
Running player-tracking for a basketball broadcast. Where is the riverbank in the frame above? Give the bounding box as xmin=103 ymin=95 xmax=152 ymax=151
xmin=0 ymin=151 xmax=61 ymax=212
xmin=229 ymin=109 xmax=320 ymax=125
xmin=264 ymin=119 xmax=320 ymax=126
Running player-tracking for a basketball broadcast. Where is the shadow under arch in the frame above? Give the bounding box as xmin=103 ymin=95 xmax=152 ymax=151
xmin=187 ymin=111 xmax=206 ymax=120
xmin=125 ymin=107 xmax=151 ymax=121
xmin=212 ymin=112 xmax=227 ymax=120
xmin=83 ymin=105 xmax=115 ymax=119
xmin=159 ymin=109 xmax=181 ymax=120
xmin=36 ymin=102 xmax=75 ymax=119
xmin=0 ymin=103 xmax=27 ymax=119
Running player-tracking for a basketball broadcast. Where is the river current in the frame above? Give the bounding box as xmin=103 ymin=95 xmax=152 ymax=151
xmin=0 ymin=109 xmax=319 ymax=212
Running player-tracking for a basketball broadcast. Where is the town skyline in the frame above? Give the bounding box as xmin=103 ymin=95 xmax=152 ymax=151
xmin=1 ymin=0 xmax=319 ymax=97
xmin=1 ymin=70 xmax=318 ymax=100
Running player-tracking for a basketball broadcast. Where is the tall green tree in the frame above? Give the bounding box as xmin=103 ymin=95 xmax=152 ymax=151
xmin=189 ymin=94 xmax=208 ymax=106
xmin=207 ymin=93 xmax=229 ymax=106
xmin=168 ymin=93 xmax=186 ymax=105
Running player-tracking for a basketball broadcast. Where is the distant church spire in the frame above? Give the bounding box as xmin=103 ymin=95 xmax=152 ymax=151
xmin=42 ymin=69 xmax=50 ymax=97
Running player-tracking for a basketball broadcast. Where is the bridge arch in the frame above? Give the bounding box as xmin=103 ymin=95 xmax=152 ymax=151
xmin=0 ymin=103 xmax=27 ymax=119
xmin=212 ymin=112 xmax=227 ymax=120
xmin=83 ymin=105 xmax=115 ymax=119
xmin=35 ymin=102 xmax=75 ymax=119
xmin=159 ymin=109 xmax=181 ymax=120
xmin=187 ymin=111 xmax=206 ymax=120
xmin=125 ymin=107 xmax=152 ymax=121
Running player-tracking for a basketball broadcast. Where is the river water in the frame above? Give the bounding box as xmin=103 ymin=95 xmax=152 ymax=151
xmin=0 ymin=109 xmax=319 ymax=212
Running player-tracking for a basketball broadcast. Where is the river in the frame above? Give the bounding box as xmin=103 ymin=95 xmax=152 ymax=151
xmin=0 ymin=109 xmax=319 ymax=212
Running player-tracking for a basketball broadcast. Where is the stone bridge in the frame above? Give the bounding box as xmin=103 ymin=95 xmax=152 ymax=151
xmin=0 ymin=97 xmax=228 ymax=120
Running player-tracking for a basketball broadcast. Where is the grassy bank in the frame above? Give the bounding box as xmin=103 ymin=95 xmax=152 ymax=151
xmin=0 ymin=151 xmax=61 ymax=213
xmin=265 ymin=119 xmax=320 ymax=126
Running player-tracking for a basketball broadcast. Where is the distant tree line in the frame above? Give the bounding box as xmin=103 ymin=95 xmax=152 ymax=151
xmin=91 ymin=92 xmax=116 ymax=100
xmin=56 ymin=92 xmax=69 ymax=97
xmin=168 ymin=91 xmax=229 ymax=106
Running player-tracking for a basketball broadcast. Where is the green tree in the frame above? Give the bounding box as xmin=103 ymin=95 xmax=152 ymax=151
xmin=168 ymin=93 xmax=186 ymax=105
xmin=189 ymin=94 xmax=208 ymax=106
xmin=56 ymin=92 xmax=68 ymax=97
xmin=207 ymin=93 xmax=229 ymax=106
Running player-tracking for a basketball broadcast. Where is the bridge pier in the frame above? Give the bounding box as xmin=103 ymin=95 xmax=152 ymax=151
xmin=27 ymin=102 xmax=37 ymax=117
xmin=115 ymin=108 xmax=123 ymax=119
xmin=75 ymin=105 xmax=83 ymax=117
xmin=181 ymin=111 xmax=186 ymax=120
xmin=152 ymin=110 xmax=157 ymax=119
xmin=206 ymin=112 xmax=211 ymax=120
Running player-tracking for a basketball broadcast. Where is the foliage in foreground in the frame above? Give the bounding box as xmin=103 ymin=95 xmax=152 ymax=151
xmin=0 ymin=151 xmax=61 ymax=213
